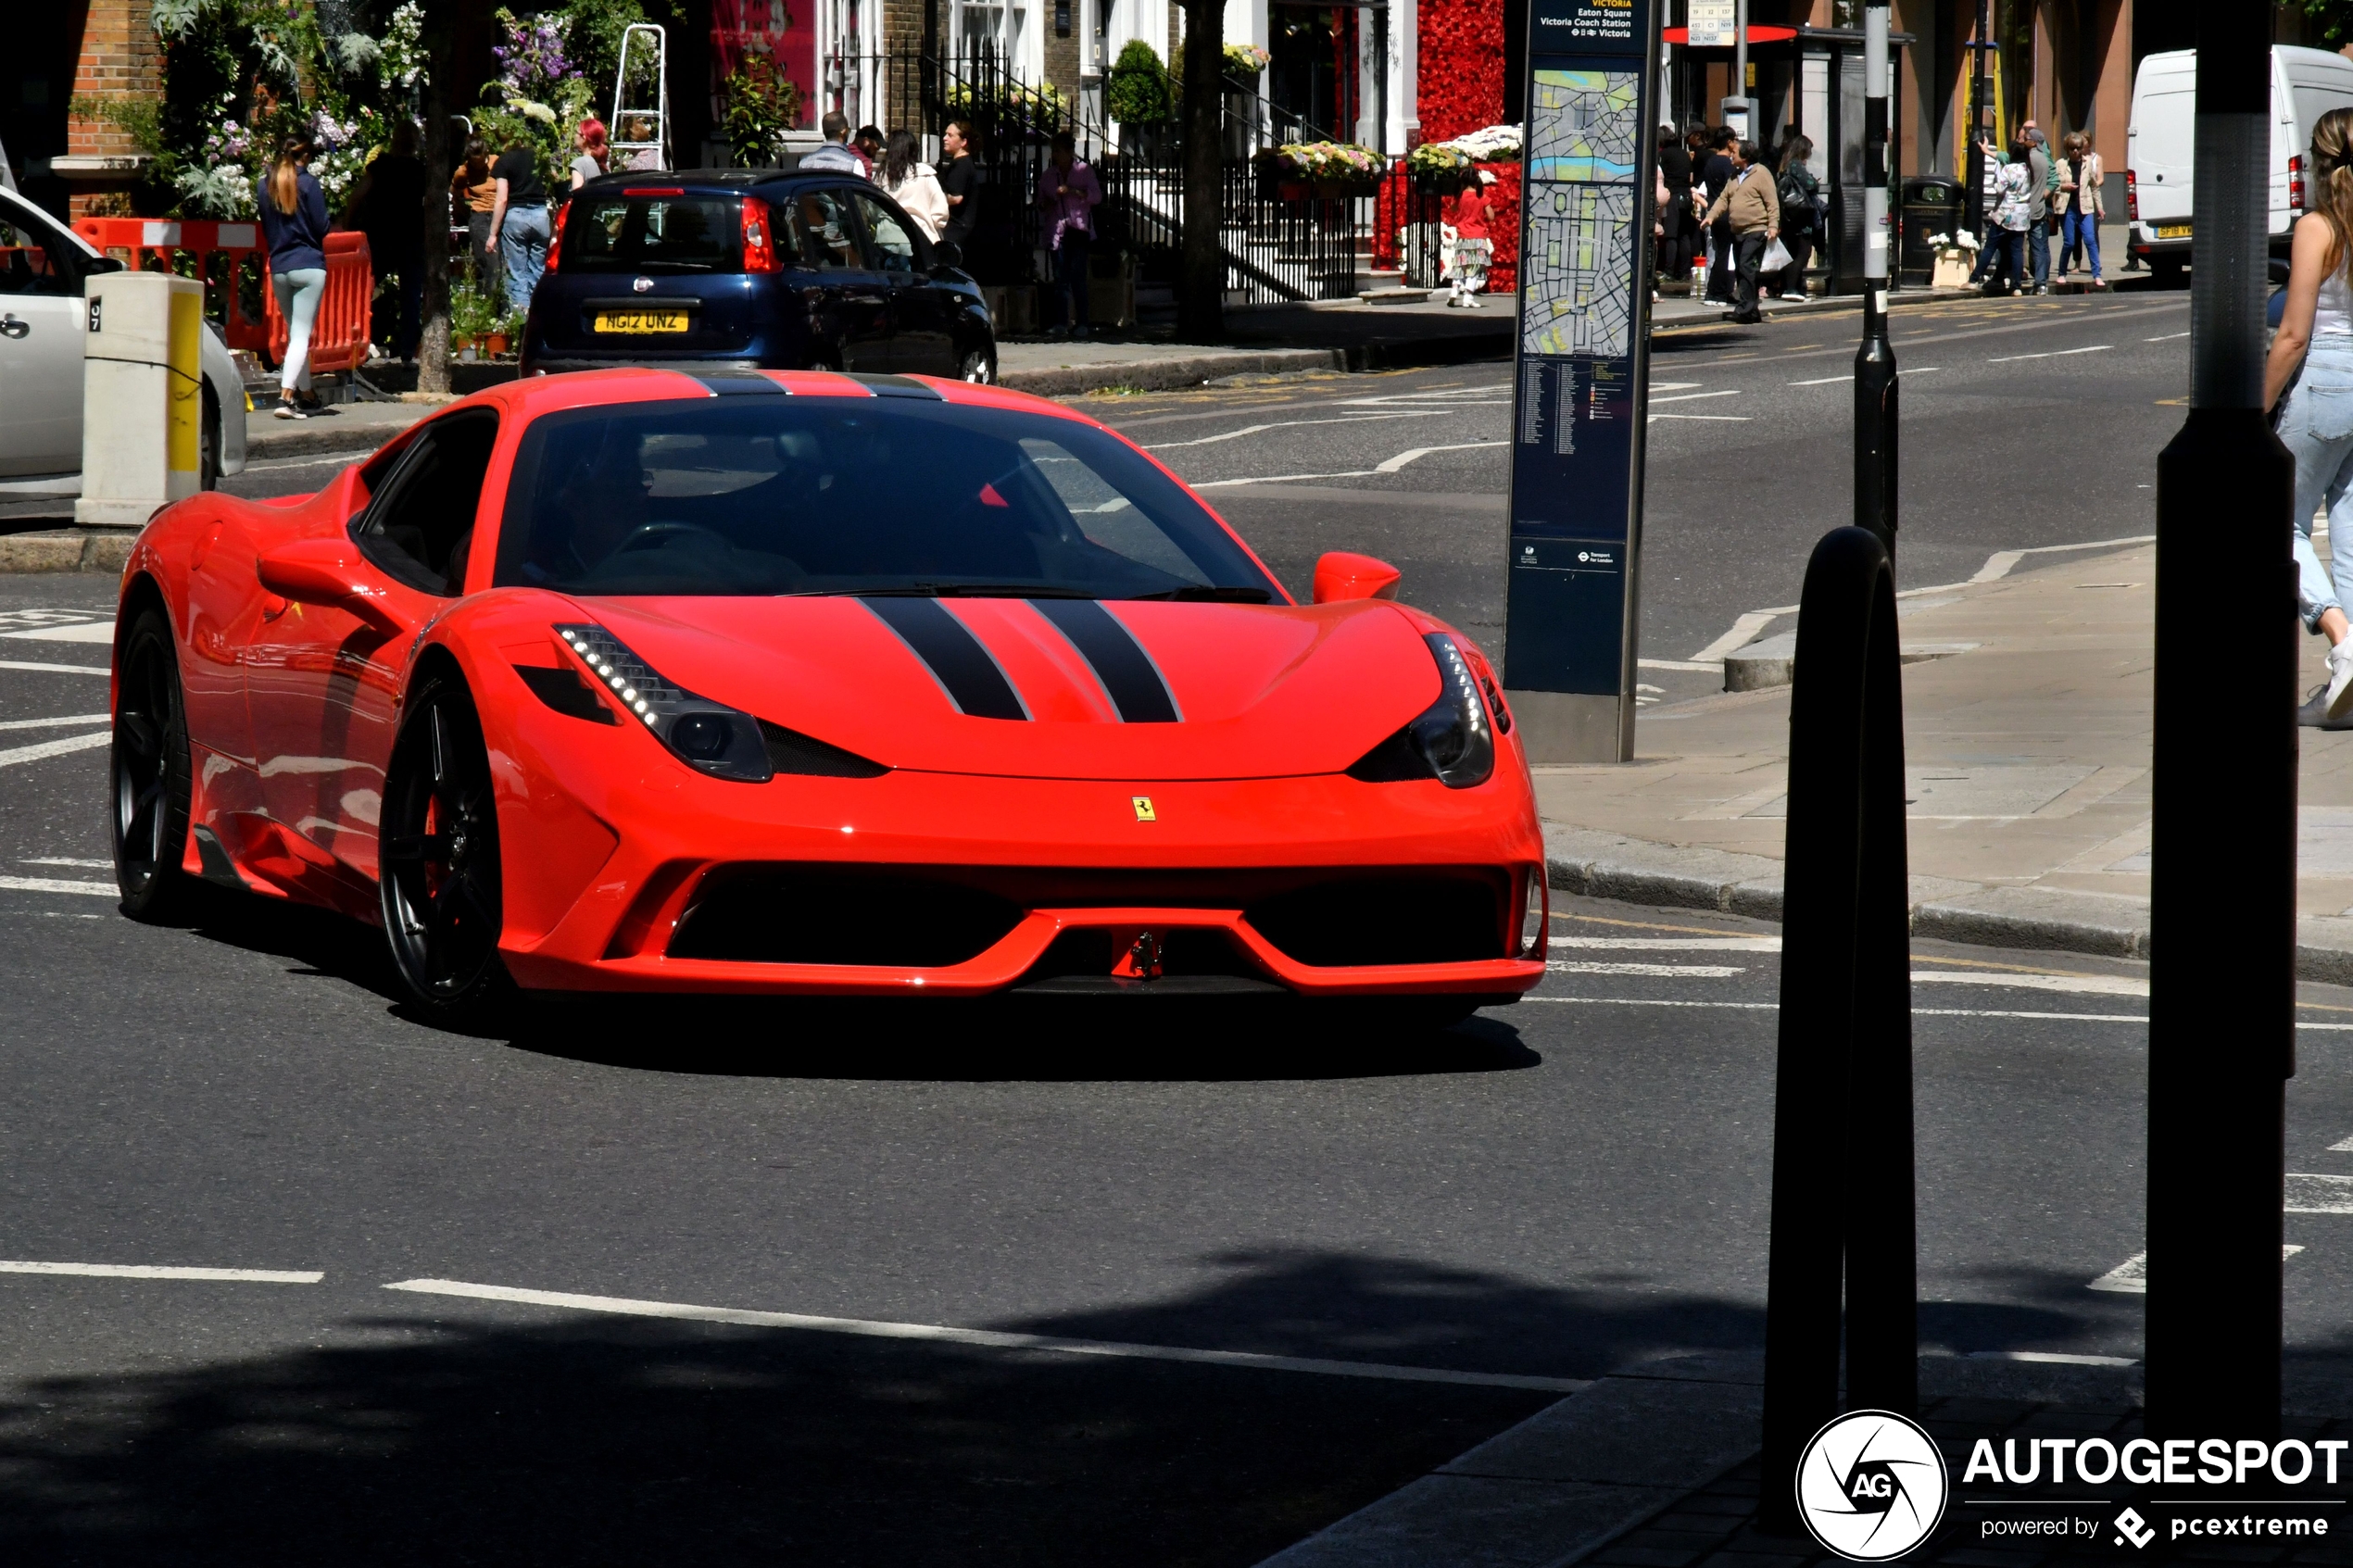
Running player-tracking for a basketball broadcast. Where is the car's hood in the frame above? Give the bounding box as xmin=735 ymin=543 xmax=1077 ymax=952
xmin=556 ymin=595 xmax=1441 ymax=780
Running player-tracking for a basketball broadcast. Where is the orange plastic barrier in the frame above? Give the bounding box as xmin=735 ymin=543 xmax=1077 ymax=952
xmin=70 ymin=218 xmax=375 ymax=370
xmin=264 ymin=230 xmax=373 ymax=373
xmin=71 ymin=216 xmax=273 ymax=354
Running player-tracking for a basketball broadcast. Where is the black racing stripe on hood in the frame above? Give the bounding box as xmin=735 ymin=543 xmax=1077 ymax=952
xmin=693 ymin=370 xmax=792 ymax=397
xmin=1028 ymin=598 xmax=1180 ymax=723
xmin=860 ymin=597 xmax=1029 ymax=720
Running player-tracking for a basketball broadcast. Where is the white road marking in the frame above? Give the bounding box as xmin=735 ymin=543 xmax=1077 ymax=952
xmin=1988 ymin=345 xmax=2111 ymax=362
xmin=0 ymin=713 xmax=109 ymax=731
xmin=1649 ymin=389 xmax=1741 ymax=404
xmin=0 ymin=731 xmax=111 ymax=769
xmin=1637 ymin=658 xmax=1724 ymax=672
xmin=1 ymin=622 xmax=114 ymax=644
xmin=380 ymin=1279 xmax=1589 ymax=1392
xmin=0 ymin=1261 xmax=322 ymax=1283
xmin=1650 ymin=382 xmax=1700 ymax=391
xmin=1374 ymin=441 xmax=1496 ymax=472
xmin=1520 ymin=997 xmax=2151 ymax=1022
xmin=2090 ymin=1248 xmax=2302 ymax=1294
xmin=21 ymin=857 xmax=112 ymax=867
xmin=2145 ymin=332 xmax=2189 ymax=342
xmin=0 ymin=875 xmax=117 ymax=896
xmin=1967 ymin=1349 xmax=2139 ymax=1366
xmin=1189 ymin=441 xmax=1495 ymax=489
xmin=1788 ymin=374 xmax=1850 ymax=386
xmin=1546 ymin=961 xmax=1747 ymax=978
xmin=2286 ymin=1173 xmax=2353 ymax=1213
xmin=1912 ymin=969 xmax=2147 ymax=997
xmin=1551 ymin=936 xmax=1781 ymax=951
xmin=0 ymin=660 xmax=108 ymax=677
xmin=1648 ymin=414 xmax=1751 ymax=421
xmin=2332 ymin=1135 xmax=2353 ymax=1152
xmin=1145 ymin=413 xmax=1418 ymax=449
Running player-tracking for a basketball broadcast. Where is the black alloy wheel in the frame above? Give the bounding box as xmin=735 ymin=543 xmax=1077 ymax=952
xmin=112 ymin=608 xmax=195 ymax=921
xmin=380 ymin=676 xmax=511 ymax=1022
xmin=959 ymin=347 xmax=996 ymax=384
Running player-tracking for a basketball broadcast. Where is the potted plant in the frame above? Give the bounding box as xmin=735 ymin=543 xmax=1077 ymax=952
xmin=1107 ymin=39 xmax=1170 ymax=157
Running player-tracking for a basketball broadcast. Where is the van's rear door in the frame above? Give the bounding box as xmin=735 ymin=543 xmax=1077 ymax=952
xmin=2130 ymin=57 xmax=2196 ymax=228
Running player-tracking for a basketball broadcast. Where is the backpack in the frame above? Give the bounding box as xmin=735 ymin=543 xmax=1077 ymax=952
xmin=1778 ymin=167 xmax=1817 ymax=228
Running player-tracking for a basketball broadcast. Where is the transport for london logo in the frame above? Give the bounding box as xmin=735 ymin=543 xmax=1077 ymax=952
xmin=1795 ymin=1410 xmax=1952 ymax=1561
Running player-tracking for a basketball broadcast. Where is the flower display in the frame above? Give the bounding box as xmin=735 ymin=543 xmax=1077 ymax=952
xmin=494 ymin=12 xmax=573 ymax=102
xmin=1407 ymin=122 xmax=1522 ymax=174
xmin=1222 ymin=44 xmax=1270 ymax=79
xmin=1263 ymin=141 xmax=1384 ymax=182
xmin=1414 ymin=0 xmax=1507 ymax=143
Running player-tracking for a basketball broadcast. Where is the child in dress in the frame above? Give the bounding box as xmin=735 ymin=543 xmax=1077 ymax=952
xmin=1440 ymin=169 xmax=1493 ymax=307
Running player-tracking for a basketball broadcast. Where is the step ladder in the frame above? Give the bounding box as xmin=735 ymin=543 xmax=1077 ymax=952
xmin=610 ymin=24 xmax=670 ymax=171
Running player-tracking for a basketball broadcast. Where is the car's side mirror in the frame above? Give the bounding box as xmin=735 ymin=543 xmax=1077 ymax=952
xmin=931 ymin=241 xmax=963 ymax=271
xmin=1311 ymin=551 xmax=1403 ymax=604
xmin=258 ymin=537 xmax=401 ymax=633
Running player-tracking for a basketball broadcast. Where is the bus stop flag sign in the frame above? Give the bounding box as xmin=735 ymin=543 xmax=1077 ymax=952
xmin=1502 ymin=0 xmax=1663 ymax=763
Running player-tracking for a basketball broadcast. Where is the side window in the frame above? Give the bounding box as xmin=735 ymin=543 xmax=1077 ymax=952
xmin=792 ymin=190 xmax=862 ymax=270
xmin=852 ymin=193 xmax=917 ymax=275
xmin=0 ymin=208 xmax=74 ymax=296
xmin=352 ymin=411 xmax=501 ymax=595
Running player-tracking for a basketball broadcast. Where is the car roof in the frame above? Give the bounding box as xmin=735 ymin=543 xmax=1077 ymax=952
xmin=459 ymin=368 xmax=1091 ymax=433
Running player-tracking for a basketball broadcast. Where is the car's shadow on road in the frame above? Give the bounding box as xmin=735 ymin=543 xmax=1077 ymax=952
xmin=156 ymin=883 xmax=1542 ymax=1083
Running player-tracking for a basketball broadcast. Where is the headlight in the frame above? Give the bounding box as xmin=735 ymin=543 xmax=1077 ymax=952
xmin=1347 ymin=633 xmax=1497 ymax=789
xmin=556 ymin=623 xmax=774 ymax=783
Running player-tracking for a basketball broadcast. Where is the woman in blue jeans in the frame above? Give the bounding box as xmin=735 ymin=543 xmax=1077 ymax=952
xmin=2270 ymin=108 xmax=2353 ymax=727
xmin=255 ymin=137 xmax=331 ymax=420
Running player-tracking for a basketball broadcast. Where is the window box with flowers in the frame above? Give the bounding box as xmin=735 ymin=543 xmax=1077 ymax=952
xmin=1254 ymin=141 xmax=1385 ymax=201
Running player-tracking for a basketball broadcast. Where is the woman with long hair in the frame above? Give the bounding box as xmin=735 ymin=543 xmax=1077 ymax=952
xmin=876 ymin=128 xmax=949 ymax=242
xmin=570 ymin=118 xmax=610 ymax=190
xmin=254 ymin=136 xmax=331 ymax=419
xmin=2270 ymin=107 xmax=2353 ymax=725
xmin=1774 ymin=134 xmax=1820 ymax=300
xmin=450 ymin=135 xmax=499 ymax=293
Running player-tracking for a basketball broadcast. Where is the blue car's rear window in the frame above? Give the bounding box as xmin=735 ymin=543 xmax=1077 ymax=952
xmin=562 ymin=194 xmax=738 ymax=272
xmin=493 ymin=397 xmax=1282 ymax=601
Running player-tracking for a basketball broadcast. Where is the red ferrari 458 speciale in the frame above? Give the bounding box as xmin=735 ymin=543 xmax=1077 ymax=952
xmin=109 ymin=369 xmax=1547 ymax=1022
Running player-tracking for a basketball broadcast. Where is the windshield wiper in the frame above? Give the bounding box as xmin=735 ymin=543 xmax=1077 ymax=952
xmin=1126 ymin=585 xmax=1274 ymax=603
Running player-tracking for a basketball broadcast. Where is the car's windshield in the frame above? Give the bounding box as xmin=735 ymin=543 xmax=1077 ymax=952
xmin=493 ymin=397 xmax=1282 ymax=600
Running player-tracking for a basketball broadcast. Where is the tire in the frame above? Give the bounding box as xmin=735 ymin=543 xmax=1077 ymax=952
xmin=112 ymin=608 xmax=196 ymax=921
xmin=379 ymin=674 xmax=513 ymax=1024
xmin=958 ymin=346 xmax=997 ymax=384
xmin=199 ymin=386 xmax=221 ymax=492
xmin=2151 ymin=255 xmax=2186 ymax=288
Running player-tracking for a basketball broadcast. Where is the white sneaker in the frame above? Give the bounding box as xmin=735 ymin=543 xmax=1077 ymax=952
xmin=1780 ymin=292 xmax=1808 ymax=301
xmin=2328 ymin=642 xmax=2353 ymax=721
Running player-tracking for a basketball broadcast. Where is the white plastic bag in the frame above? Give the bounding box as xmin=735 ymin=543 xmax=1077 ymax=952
xmin=1760 ymin=236 xmax=1793 ymax=273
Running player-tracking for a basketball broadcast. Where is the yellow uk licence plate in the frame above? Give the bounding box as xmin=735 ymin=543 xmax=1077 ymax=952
xmin=2154 ymin=223 xmax=2191 ymax=240
xmin=594 ymin=309 xmax=691 ymax=333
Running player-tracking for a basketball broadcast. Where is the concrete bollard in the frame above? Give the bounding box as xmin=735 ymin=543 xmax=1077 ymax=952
xmin=75 ymin=270 xmax=204 ymax=530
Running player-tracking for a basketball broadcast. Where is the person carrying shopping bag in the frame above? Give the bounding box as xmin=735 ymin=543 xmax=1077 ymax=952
xmin=1702 ymin=140 xmax=1780 ymax=324
xmin=255 ymin=136 xmax=332 ymax=420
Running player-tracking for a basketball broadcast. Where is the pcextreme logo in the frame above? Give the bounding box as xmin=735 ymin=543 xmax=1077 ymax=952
xmin=1795 ymin=1410 xmax=1952 ymax=1561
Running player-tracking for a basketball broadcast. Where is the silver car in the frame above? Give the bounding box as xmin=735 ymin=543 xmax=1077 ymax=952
xmin=0 ymin=185 xmax=248 ymax=501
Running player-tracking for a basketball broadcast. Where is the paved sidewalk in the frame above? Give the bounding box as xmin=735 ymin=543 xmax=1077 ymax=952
xmin=1533 ymin=537 xmax=2353 ymax=978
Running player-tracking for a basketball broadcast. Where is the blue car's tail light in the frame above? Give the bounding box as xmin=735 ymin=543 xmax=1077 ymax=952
xmin=1345 ymin=633 xmax=1497 ymax=789
xmin=556 ymin=623 xmax=774 ymax=783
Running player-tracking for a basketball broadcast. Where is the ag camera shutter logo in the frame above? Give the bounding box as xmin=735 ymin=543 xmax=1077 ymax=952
xmin=1795 ymin=1410 xmax=1951 ymax=1561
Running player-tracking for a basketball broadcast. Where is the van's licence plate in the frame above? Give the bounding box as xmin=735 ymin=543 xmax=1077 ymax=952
xmin=2154 ymin=224 xmax=2191 ymax=240
xmin=594 ymin=309 xmax=691 ymax=333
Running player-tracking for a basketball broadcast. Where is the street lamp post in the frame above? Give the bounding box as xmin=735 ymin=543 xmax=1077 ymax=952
xmin=2144 ymin=0 xmax=2294 ymax=1440
xmin=1854 ymin=0 xmax=1895 ymax=559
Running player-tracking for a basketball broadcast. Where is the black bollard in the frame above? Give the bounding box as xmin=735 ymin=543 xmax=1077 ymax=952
xmin=1757 ymin=525 xmax=1919 ymax=1533
xmin=1853 ymin=0 xmax=1897 ymax=559
xmin=2143 ymin=0 xmax=2295 ymax=1441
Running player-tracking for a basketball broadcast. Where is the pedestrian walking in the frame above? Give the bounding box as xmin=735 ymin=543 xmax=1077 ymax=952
xmin=1440 ymin=167 xmax=1493 ymax=307
xmin=877 ymin=129 xmax=949 ymax=243
xmin=345 ymin=118 xmax=425 ymax=362
xmin=449 ymin=136 xmax=500 ymax=295
xmin=1774 ymin=133 xmax=1820 ymax=300
xmin=1703 ymin=139 xmax=1780 ymax=323
xmin=488 ymin=135 xmax=551 ymax=313
xmin=569 ymin=117 xmax=610 ymax=190
xmin=2022 ymin=125 xmax=2056 ymax=293
xmin=1036 ymin=130 xmax=1101 ymax=337
xmin=799 ymin=112 xmax=868 ymax=177
xmin=2267 ymin=107 xmax=2353 ymax=725
xmin=1656 ymin=122 xmax=1694 ymax=283
xmin=1969 ymin=134 xmax=2006 ymax=286
xmin=2057 ymin=131 xmax=2106 ymax=286
xmin=256 ymin=136 xmax=331 ymax=420
xmin=936 ymin=118 xmax=979 ymax=256
xmin=1699 ymin=127 xmax=1739 ymax=304
xmin=1973 ymin=140 xmax=2031 ymax=295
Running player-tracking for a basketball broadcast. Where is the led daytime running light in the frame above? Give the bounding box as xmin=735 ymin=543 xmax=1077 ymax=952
xmin=555 ymin=622 xmax=774 ymax=782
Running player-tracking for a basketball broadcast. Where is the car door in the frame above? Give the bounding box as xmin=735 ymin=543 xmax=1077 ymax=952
xmin=786 ymin=186 xmax=893 ymax=372
xmin=245 ymin=410 xmax=499 ymax=883
xmin=0 ymin=194 xmax=85 ymax=476
xmin=851 ymin=190 xmax=951 ymax=374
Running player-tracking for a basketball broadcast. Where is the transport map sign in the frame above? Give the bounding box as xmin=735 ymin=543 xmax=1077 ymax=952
xmin=1502 ymin=0 xmax=1661 ymax=763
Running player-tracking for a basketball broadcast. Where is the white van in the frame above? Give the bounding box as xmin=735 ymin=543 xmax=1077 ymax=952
xmin=2126 ymin=44 xmax=2353 ymax=280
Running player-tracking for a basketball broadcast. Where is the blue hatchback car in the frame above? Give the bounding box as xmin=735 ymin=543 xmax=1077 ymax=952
xmin=521 ymin=169 xmax=997 ymax=383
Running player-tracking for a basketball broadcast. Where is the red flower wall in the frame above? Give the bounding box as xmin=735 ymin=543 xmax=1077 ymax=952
xmin=1373 ymin=163 xmax=1519 ymax=293
xmin=1416 ymin=0 xmax=1506 ymax=143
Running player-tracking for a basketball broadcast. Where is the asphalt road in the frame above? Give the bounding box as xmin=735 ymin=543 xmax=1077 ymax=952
xmin=9 ymin=294 xmax=2347 ymax=1564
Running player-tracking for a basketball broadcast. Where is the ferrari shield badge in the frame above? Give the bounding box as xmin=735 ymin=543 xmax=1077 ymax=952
xmin=1132 ymin=797 xmax=1156 ymax=822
